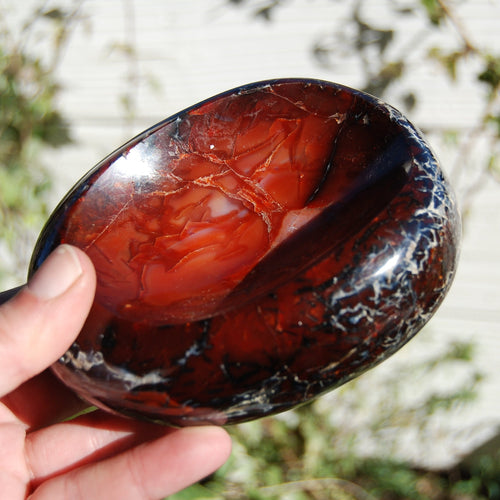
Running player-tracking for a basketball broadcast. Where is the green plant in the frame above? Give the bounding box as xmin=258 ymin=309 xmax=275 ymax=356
xmin=0 ymin=3 xmax=81 ymax=287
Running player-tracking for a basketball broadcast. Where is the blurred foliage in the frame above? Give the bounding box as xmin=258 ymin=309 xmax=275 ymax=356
xmin=0 ymin=2 xmax=80 ymax=286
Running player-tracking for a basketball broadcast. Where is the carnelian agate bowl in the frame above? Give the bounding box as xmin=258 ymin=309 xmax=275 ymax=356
xmin=30 ymin=79 xmax=461 ymax=426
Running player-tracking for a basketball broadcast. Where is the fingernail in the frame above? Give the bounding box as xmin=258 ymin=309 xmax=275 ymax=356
xmin=28 ymin=245 xmax=83 ymax=300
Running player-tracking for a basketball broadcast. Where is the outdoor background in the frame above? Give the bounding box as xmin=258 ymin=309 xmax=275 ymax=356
xmin=1 ymin=0 xmax=499 ymax=498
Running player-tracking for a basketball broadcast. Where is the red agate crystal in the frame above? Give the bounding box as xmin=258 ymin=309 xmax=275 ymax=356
xmin=30 ymin=79 xmax=460 ymax=426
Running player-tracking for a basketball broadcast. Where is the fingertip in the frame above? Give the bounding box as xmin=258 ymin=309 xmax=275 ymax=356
xmin=200 ymin=425 xmax=233 ymax=461
xmin=181 ymin=425 xmax=233 ymax=465
xmin=27 ymin=245 xmax=96 ymax=301
xmin=137 ymin=425 xmax=233 ymax=498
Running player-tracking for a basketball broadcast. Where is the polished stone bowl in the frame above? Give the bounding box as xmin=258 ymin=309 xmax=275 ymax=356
xmin=29 ymin=79 xmax=460 ymax=426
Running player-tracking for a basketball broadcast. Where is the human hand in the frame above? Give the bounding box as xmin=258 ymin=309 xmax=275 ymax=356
xmin=0 ymin=244 xmax=231 ymax=499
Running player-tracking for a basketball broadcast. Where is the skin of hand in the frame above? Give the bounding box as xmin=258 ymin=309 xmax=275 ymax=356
xmin=0 ymin=244 xmax=232 ymax=499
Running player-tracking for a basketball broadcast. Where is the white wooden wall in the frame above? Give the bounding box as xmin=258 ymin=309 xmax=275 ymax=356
xmin=3 ymin=0 xmax=500 ymax=468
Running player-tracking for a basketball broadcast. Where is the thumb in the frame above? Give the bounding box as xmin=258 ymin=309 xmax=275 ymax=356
xmin=0 ymin=245 xmax=96 ymax=397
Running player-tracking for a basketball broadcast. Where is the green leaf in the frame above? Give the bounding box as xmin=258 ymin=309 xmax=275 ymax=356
xmin=363 ymin=61 xmax=405 ymax=97
xmin=41 ymin=8 xmax=67 ymax=21
xmin=402 ymin=91 xmax=417 ymax=111
xmin=478 ymin=55 xmax=500 ymax=90
xmin=420 ymin=0 xmax=445 ymax=25
xmin=428 ymin=47 xmax=464 ymax=81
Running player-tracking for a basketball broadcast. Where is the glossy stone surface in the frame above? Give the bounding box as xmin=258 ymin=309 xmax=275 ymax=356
xmin=31 ymin=79 xmax=461 ymax=426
